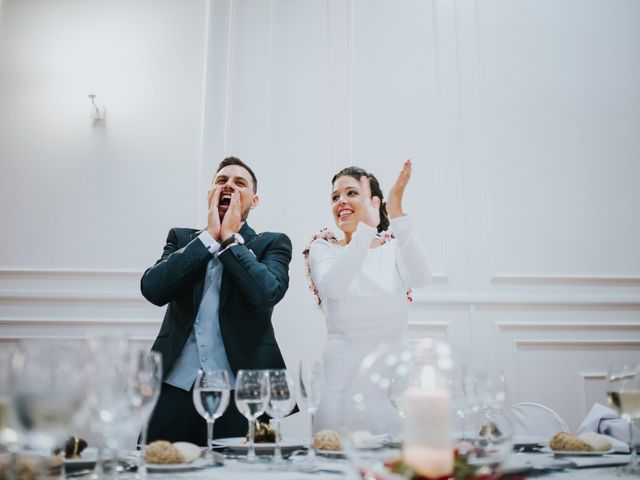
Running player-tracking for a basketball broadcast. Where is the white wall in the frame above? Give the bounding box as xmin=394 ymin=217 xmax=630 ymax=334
xmin=1 ymin=0 xmax=639 ymax=436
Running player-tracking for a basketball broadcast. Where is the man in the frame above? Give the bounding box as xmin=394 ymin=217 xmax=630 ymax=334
xmin=142 ymin=156 xmax=292 ymax=444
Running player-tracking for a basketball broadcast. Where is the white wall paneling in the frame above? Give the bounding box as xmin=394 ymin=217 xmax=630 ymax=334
xmin=1 ymin=0 xmax=639 ymax=436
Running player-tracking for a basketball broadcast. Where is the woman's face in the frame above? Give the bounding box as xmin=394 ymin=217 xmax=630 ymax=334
xmin=331 ymin=175 xmax=369 ymax=234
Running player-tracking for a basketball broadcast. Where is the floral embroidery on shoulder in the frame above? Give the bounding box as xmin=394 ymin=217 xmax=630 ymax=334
xmin=302 ymin=228 xmax=412 ymax=308
xmin=302 ymin=228 xmax=339 ymax=308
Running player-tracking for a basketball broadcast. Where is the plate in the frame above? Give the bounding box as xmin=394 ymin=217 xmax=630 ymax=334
xmin=63 ymin=447 xmax=98 ymax=471
xmin=541 ymin=447 xmax=616 ymax=456
xmin=512 ymin=435 xmax=548 ymax=449
xmin=316 ymin=449 xmax=345 ymax=458
xmin=212 ymin=437 xmax=305 ymax=454
xmin=147 ymin=458 xmax=210 ymax=472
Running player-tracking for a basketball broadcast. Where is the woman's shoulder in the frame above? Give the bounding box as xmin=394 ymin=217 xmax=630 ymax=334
xmin=303 ymin=228 xmax=340 ymax=255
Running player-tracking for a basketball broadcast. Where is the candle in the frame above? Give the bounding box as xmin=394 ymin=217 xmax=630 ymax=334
xmin=402 ymin=384 xmax=454 ymax=478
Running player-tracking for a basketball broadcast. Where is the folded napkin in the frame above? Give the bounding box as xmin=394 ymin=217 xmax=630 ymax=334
xmin=577 ymin=403 xmax=639 ymax=453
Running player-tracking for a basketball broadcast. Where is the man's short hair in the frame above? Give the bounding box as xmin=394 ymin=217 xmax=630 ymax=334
xmin=215 ymin=156 xmax=258 ymax=193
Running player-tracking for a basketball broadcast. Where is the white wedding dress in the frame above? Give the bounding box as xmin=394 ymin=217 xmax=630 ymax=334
xmin=307 ymin=215 xmax=430 ymax=432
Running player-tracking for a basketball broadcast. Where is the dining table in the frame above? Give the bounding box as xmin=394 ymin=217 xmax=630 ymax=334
xmin=67 ymin=447 xmax=632 ymax=480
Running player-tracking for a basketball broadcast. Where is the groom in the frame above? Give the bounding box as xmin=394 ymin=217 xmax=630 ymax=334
xmin=142 ymin=156 xmax=292 ymax=445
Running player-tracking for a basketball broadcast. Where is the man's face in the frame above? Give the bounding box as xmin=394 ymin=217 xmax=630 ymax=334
xmin=211 ymin=164 xmax=259 ymax=221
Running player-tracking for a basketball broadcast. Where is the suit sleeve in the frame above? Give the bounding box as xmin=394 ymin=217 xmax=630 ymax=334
xmin=218 ymin=233 xmax=292 ymax=310
xmin=140 ymin=228 xmax=212 ymax=306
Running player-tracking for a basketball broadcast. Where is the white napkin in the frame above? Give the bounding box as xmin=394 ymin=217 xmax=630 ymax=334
xmin=577 ymin=402 xmax=639 ymax=453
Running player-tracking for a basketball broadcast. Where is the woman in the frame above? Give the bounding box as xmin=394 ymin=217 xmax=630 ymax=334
xmin=304 ymin=160 xmax=431 ymax=432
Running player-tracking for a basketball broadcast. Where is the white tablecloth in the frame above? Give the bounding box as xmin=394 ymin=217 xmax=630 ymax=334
xmin=133 ymin=452 xmax=633 ymax=480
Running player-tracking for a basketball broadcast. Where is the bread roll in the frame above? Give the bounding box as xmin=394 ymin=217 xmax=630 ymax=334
xmin=578 ymin=432 xmax=612 ymax=451
xmin=549 ymin=432 xmax=593 ymax=452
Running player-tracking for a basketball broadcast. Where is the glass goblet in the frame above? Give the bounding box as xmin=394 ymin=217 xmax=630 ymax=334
xmin=265 ymin=369 xmax=296 ymax=463
xmin=235 ymin=370 xmax=268 ymax=462
xmin=299 ymin=359 xmax=323 ymax=465
xmin=193 ymin=369 xmax=230 ymax=463
xmin=607 ymin=364 xmax=640 ymax=474
xmin=128 ymin=346 xmax=162 ymax=478
xmin=10 ymin=339 xmax=89 ymax=478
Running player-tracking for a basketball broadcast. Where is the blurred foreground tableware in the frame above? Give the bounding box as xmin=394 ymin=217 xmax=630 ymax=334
xmin=128 ymin=345 xmax=162 ymax=479
xmin=607 ymin=363 xmax=640 ymax=474
xmin=299 ymin=359 xmax=323 ymax=467
xmin=10 ymin=339 xmax=89 ymax=479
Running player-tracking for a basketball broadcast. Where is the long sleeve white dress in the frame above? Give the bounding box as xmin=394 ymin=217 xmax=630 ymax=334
xmin=307 ymin=215 xmax=431 ymax=432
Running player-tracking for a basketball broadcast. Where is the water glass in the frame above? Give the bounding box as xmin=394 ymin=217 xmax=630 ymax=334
xmin=265 ymin=369 xmax=296 ymax=462
xmin=128 ymin=346 xmax=162 ymax=478
xmin=299 ymin=359 xmax=323 ymax=464
xmin=235 ymin=370 xmax=269 ymax=462
xmin=607 ymin=364 xmax=640 ymax=474
xmin=193 ymin=369 xmax=230 ymax=462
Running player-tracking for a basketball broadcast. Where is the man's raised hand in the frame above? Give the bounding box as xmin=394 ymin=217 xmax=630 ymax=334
xmin=207 ymin=186 xmax=222 ymax=241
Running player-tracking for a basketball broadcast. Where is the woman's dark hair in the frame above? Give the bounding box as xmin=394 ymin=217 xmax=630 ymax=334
xmin=331 ymin=166 xmax=389 ymax=233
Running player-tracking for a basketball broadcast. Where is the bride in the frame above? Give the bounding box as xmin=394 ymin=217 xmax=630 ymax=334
xmin=304 ymin=160 xmax=431 ymax=431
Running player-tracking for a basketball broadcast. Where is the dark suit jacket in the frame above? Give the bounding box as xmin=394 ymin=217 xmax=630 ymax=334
xmin=141 ymin=223 xmax=292 ymax=378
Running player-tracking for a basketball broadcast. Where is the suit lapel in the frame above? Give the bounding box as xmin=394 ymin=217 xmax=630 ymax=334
xmin=219 ymin=223 xmax=257 ymax=309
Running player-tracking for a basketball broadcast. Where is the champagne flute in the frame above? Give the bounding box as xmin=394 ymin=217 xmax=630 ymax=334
xmin=128 ymin=347 xmax=162 ymax=479
xmin=265 ymin=370 xmax=296 ymax=463
xmin=299 ymin=359 xmax=323 ymax=464
xmin=235 ymin=370 xmax=269 ymax=462
xmin=193 ymin=369 xmax=230 ymax=463
xmin=607 ymin=364 xmax=640 ymax=473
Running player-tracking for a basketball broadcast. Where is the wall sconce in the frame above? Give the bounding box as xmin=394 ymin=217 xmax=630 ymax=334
xmin=88 ymin=94 xmax=105 ymax=122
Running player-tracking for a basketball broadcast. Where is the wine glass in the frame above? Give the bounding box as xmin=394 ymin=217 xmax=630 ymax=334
xmin=265 ymin=369 xmax=296 ymax=463
xmin=298 ymin=359 xmax=323 ymax=464
xmin=389 ymin=374 xmax=418 ymax=419
xmin=85 ymin=334 xmax=132 ymax=479
xmin=0 ymin=346 xmax=22 ymax=479
xmin=235 ymin=370 xmax=269 ymax=462
xmin=10 ymin=339 xmax=89 ymax=478
xmin=607 ymin=364 xmax=640 ymax=474
xmin=128 ymin=346 xmax=162 ymax=478
xmin=193 ymin=369 xmax=230 ymax=463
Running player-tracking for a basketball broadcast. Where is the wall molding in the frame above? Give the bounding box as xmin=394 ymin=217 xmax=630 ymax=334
xmin=412 ymin=294 xmax=640 ymax=307
xmin=0 ymin=268 xmax=143 ymax=277
xmin=497 ymin=321 xmax=640 ymax=331
xmin=0 ymin=291 xmax=146 ymax=303
xmin=0 ymin=317 xmax=159 ymax=327
xmin=493 ymin=274 xmax=640 ymax=286
xmin=515 ymin=339 xmax=640 ymax=348
xmin=0 ymin=335 xmax=154 ymax=343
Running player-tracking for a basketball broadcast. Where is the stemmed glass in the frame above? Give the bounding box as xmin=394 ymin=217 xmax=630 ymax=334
xmin=10 ymin=339 xmax=89 ymax=479
xmin=235 ymin=370 xmax=269 ymax=462
xmin=607 ymin=364 xmax=640 ymax=474
xmin=193 ymin=370 xmax=230 ymax=463
xmin=299 ymin=359 xmax=323 ymax=465
xmin=1 ymin=346 xmax=22 ymax=479
xmin=85 ymin=334 xmax=132 ymax=479
xmin=128 ymin=346 xmax=162 ymax=479
xmin=265 ymin=369 xmax=296 ymax=463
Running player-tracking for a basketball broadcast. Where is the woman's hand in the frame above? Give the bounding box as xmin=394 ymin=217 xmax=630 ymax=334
xmin=359 ymin=176 xmax=381 ymax=229
xmin=387 ymin=159 xmax=411 ymax=219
